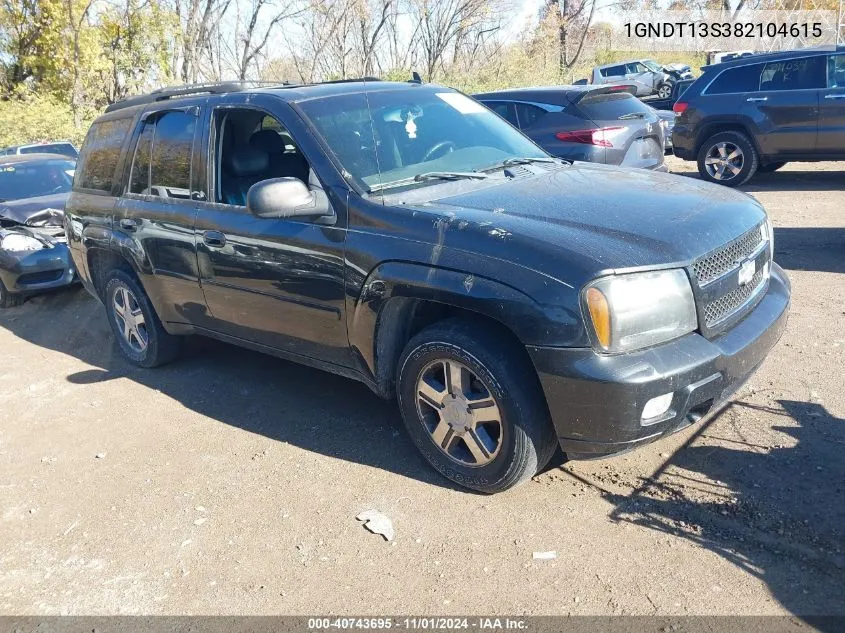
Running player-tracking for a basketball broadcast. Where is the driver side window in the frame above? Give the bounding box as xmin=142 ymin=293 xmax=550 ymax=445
xmin=212 ymin=108 xmax=310 ymax=207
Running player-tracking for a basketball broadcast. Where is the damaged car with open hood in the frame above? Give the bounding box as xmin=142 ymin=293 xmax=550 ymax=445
xmin=0 ymin=153 xmax=77 ymax=308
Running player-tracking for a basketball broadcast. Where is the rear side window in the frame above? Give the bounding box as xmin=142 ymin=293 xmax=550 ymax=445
xmin=484 ymin=101 xmax=518 ymax=127
xmin=760 ymin=56 xmax=826 ymax=91
xmin=129 ymin=110 xmax=196 ymax=199
xmin=706 ymin=63 xmax=765 ymax=94
xmin=75 ymin=118 xmax=132 ymax=192
xmin=600 ymin=65 xmax=625 ymax=78
xmin=514 ymin=103 xmax=547 ymax=129
xmin=575 ymin=92 xmax=652 ymax=120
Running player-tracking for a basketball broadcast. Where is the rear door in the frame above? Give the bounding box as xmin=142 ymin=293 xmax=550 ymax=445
xmin=115 ymin=106 xmax=207 ymax=322
xmin=818 ymin=53 xmax=845 ymax=154
xmin=508 ymin=101 xmax=601 ymax=163
xmin=744 ymin=55 xmax=824 ymax=155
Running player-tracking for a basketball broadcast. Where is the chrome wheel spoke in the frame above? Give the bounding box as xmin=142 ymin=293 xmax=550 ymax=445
xmin=418 ymin=378 xmax=445 ymax=410
xmin=726 ymin=149 xmax=741 ymax=161
xmin=431 ymin=419 xmax=452 ymax=447
xmin=704 ymin=156 xmax=720 ymax=165
xmin=443 ymin=360 xmax=469 ymax=396
xmin=469 ymin=398 xmax=499 ymax=424
xmin=464 ymin=429 xmax=492 ymax=464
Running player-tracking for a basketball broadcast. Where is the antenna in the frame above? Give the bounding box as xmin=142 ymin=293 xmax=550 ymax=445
xmin=410 ymin=71 xmax=423 ymax=84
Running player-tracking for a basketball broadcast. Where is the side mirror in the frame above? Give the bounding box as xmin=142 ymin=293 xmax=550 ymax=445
xmin=246 ymin=177 xmax=331 ymax=221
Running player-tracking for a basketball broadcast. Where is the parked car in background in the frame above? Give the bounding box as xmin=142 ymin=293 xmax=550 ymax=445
xmin=66 ymin=79 xmax=789 ymax=493
xmin=640 ymin=78 xmax=695 ymax=111
xmin=0 ymin=141 xmax=79 ymax=158
xmin=0 ymin=154 xmax=77 ymax=307
xmin=591 ymin=59 xmax=679 ymax=99
xmin=673 ymin=46 xmax=845 ymax=186
xmin=654 ymin=109 xmax=676 ymax=153
xmin=475 ymin=85 xmax=666 ymax=171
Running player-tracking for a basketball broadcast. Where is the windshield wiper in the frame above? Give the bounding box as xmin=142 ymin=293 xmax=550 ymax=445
xmin=618 ymin=112 xmax=647 ymax=120
xmin=367 ymin=171 xmax=488 ymax=194
xmin=414 ymin=171 xmax=488 ymax=182
xmin=478 ymin=156 xmax=559 ymax=172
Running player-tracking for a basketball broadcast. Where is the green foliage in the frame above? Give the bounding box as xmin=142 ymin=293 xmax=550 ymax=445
xmin=0 ymin=93 xmax=92 ymax=146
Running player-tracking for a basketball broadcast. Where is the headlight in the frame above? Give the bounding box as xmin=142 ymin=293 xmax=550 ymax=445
xmin=1 ymin=233 xmax=44 ymax=252
xmin=583 ymin=269 xmax=698 ymax=353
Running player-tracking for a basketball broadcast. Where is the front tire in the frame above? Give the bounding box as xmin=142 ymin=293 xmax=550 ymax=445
xmin=397 ymin=319 xmax=558 ymax=493
xmin=656 ymin=83 xmax=673 ymax=99
xmin=697 ymin=131 xmax=759 ymax=187
xmin=104 ymin=269 xmax=182 ymax=368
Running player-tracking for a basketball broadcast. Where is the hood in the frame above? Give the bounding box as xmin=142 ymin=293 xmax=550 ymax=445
xmin=0 ymin=192 xmax=68 ymax=226
xmin=403 ymin=163 xmax=766 ymax=283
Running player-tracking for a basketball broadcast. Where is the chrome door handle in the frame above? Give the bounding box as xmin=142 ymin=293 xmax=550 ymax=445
xmin=202 ymin=230 xmax=226 ymax=248
xmin=746 ymin=97 xmax=768 ymax=102
xmin=824 ymin=94 xmax=845 ymax=100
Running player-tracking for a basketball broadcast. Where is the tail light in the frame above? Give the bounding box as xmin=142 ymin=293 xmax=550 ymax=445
xmin=555 ymin=127 xmax=624 ymax=148
xmin=673 ymin=101 xmax=688 ymax=114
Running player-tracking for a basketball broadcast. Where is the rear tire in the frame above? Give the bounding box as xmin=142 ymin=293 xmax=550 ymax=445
xmin=103 ymin=269 xmax=182 ymax=368
xmin=696 ymin=130 xmax=759 ymax=187
xmin=656 ymin=83 xmax=673 ymax=100
xmin=396 ymin=319 xmax=558 ymax=493
xmin=0 ymin=278 xmax=23 ymax=308
xmin=759 ymin=161 xmax=787 ymax=173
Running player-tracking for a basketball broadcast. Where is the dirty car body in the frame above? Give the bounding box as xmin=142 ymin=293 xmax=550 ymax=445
xmin=66 ymin=80 xmax=789 ymax=492
xmin=0 ymin=154 xmax=77 ymax=306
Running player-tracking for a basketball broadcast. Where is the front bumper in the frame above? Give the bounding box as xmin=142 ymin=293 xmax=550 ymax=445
xmin=527 ymin=263 xmax=790 ymax=459
xmin=0 ymin=242 xmax=76 ymax=295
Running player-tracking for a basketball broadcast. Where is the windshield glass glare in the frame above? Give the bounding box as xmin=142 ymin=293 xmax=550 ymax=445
xmin=299 ymin=87 xmax=548 ymax=192
xmin=0 ymin=159 xmax=76 ymax=201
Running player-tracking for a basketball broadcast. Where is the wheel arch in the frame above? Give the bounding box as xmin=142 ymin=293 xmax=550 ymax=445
xmin=348 ymin=261 xmax=553 ymax=399
xmin=694 ymin=121 xmax=762 ymax=158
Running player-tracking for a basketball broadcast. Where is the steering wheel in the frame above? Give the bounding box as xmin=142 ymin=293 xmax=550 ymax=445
xmin=423 ymin=140 xmax=456 ymax=162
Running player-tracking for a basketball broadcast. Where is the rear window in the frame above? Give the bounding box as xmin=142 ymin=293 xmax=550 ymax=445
xmin=575 ymin=92 xmax=652 ymax=120
xmin=706 ymin=63 xmax=764 ymax=94
xmin=20 ymin=143 xmax=78 ymax=158
xmin=75 ymin=118 xmax=132 ymax=192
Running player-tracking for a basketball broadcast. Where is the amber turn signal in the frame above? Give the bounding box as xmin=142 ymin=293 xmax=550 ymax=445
xmin=586 ymin=287 xmax=611 ymax=349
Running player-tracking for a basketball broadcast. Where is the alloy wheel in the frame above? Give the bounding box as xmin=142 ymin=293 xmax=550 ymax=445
xmin=415 ymin=359 xmax=503 ymax=467
xmin=657 ymin=84 xmax=672 ymax=99
xmin=704 ymin=141 xmax=744 ymax=181
xmin=112 ymin=286 xmax=149 ymax=353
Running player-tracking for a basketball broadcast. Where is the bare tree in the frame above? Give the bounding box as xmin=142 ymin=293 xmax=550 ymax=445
xmin=232 ymin=0 xmax=303 ymax=80
xmin=66 ymin=0 xmax=96 ymax=125
xmin=170 ymin=0 xmax=231 ymax=82
xmin=354 ymin=0 xmax=392 ymax=76
xmin=543 ymin=0 xmax=596 ymax=72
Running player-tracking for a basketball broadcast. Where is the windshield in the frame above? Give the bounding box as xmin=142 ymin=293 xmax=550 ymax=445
xmin=20 ymin=143 xmax=79 ymax=158
xmin=298 ymin=87 xmax=548 ymax=192
xmin=0 ymin=159 xmax=76 ymax=201
xmin=642 ymin=60 xmax=664 ymax=73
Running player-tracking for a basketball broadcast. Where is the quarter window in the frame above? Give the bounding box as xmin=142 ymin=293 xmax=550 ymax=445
xmin=484 ymin=101 xmax=518 ymax=127
xmin=828 ymin=54 xmax=845 ymax=88
xmin=129 ymin=110 xmax=196 ymax=199
xmin=759 ymin=56 xmax=825 ymax=91
xmin=75 ymin=118 xmax=132 ymax=192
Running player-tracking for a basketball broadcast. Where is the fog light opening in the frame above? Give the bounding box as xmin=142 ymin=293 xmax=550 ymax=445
xmin=642 ymin=392 xmax=674 ymax=421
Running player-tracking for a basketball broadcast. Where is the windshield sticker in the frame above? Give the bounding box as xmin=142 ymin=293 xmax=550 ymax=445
xmin=436 ymin=92 xmax=486 ymax=114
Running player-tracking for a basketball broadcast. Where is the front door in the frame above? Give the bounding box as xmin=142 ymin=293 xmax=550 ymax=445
xmin=818 ymin=53 xmax=845 ymax=154
xmin=192 ymin=98 xmax=350 ymax=367
xmin=747 ymin=55 xmax=824 ymax=155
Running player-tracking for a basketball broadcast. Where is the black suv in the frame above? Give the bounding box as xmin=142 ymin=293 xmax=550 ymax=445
xmin=673 ymin=46 xmax=845 ymax=186
xmin=66 ymin=80 xmax=790 ymax=493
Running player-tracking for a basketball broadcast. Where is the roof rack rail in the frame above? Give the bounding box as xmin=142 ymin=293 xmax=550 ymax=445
xmin=104 ymin=77 xmax=385 ymax=114
xmin=104 ymin=80 xmax=296 ymax=113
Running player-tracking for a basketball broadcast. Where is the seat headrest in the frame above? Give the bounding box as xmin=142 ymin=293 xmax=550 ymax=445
xmin=250 ymin=129 xmax=286 ymax=154
xmin=224 ymin=147 xmax=268 ymax=177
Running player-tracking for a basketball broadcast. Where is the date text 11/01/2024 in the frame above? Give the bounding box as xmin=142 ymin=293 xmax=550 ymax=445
xmin=307 ymin=618 xmax=527 ymax=630
xmin=624 ymin=21 xmax=823 ymax=39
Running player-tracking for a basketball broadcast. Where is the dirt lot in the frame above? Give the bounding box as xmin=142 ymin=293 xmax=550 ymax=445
xmin=1 ymin=157 xmax=843 ymax=617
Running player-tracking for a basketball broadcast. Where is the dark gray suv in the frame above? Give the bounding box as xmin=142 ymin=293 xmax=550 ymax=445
xmin=673 ymin=46 xmax=845 ymax=186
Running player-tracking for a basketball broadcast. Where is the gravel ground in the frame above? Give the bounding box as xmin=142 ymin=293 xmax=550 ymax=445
xmin=0 ymin=157 xmax=843 ymax=617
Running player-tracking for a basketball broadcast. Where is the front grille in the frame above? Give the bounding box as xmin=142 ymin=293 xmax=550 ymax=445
xmin=702 ymin=267 xmax=766 ymax=326
xmin=693 ymin=225 xmax=763 ymax=286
